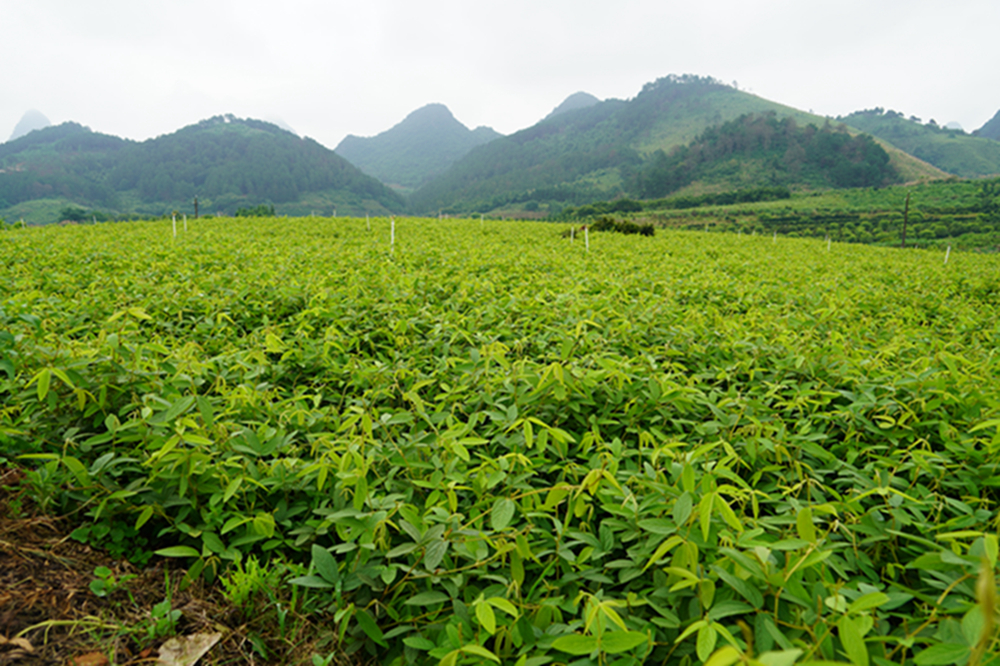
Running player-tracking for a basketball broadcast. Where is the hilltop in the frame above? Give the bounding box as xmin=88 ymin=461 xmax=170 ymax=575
xmin=0 ymin=116 xmax=404 ymax=223
xmin=974 ymin=108 xmax=1000 ymax=141
xmin=8 ymin=109 xmax=51 ymax=141
xmin=334 ymin=104 xmax=502 ymax=193
xmin=841 ymin=108 xmax=1000 ymax=178
xmin=543 ymin=92 xmax=601 ymax=120
xmin=409 ymin=75 xmax=942 ymax=216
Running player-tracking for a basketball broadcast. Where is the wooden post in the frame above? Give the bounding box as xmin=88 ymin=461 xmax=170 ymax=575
xmin=945 ymin=245 xmax=951 ymax=264
xmin=194 ymin=197 xmax=199 ymax=219
xmin=183 ymin=214 xmax=187 ymax=232
xmin=172 ymin=214 xmax=177 ymax=238
xmin=390 ymin=217 xmax=395 ymax=254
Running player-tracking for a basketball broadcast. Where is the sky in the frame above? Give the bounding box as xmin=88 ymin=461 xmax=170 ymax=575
xmin=4 ymin=0 xmax=999 ymax=149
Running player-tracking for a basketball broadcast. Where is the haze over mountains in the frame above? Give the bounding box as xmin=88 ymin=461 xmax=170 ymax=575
xmin=4 ymin=72 xmax=1000 ymax=224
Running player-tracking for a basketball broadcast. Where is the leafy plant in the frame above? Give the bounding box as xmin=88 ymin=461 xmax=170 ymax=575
xmin=3 ymin=216 xmax=1000 ymax=664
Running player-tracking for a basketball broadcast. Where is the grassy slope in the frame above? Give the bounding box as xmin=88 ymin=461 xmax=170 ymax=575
xmin=843 ymin=110 xmax=1000 ymax=178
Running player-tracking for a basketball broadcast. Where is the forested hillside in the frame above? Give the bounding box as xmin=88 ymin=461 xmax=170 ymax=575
xmin=409 ymin=75 xmax=941 ymax=216
xmin=0 ymin=116 xmax=405 ymax=223
xmin=634 ymin=113 xmax=899 ymax=198
xmin=842 ymin=108 xmax=1000 ymax=177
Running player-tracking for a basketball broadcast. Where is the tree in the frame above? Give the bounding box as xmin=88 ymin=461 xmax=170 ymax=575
xmin=60 ymin=206 xmax=88 ymax=222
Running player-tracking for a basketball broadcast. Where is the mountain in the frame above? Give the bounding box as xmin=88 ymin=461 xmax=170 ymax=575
xmin=0 ymin=115 xmax=404 ymax=223
xmin=543 ymin=92 xmax=601 ymax=121
xmin=8 ymin=109 xmax=51 ymax=141
xmin=409 ymin=74 xmax=943 ymax=215
xmin=334 ymin=104 xmax=502 ymax=192
xmin=841 ymin=108 xmax=1000 ymax=178
xmin=633 ymin=113 xmax=899 ymax=199
xmin=974 ymin=109 xmax=1000 ymax=141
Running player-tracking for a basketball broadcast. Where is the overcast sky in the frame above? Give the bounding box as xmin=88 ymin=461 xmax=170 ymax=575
xmin=4 ymin=0 xmax=999 ymax=149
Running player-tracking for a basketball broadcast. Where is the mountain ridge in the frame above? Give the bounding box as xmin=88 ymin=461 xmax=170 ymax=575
xmin=334 ymin=103 xmax=502 ymax=192
xmin=0 ymin=115 xmax=404 ymax=223
xmin=408 ymin=74 xmax=944 ymax=215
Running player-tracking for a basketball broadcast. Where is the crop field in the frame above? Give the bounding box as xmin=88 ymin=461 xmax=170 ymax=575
xmin=1 ymin=217 xmax=1000 ymax=665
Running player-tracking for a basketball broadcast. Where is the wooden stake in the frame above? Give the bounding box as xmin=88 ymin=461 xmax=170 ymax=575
xmin=183 ymin=214 xmax=187 ymax=232
xmin=945 ymin=245 xmax=951 ymax=264
xmin=172 ymin=214 xmax=176 ymax=238
xmin=390 ymin=217 xmax=395 ymax=254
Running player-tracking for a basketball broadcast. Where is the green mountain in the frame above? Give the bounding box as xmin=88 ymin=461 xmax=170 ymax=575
xmin=0 ymin=115 xmax=404 ymax=223
xmin=974 ymin=109 xmax=1000 ymax=141
xmin=334 ymin=104 xmax=502 ymax=193
xmin=841 ymin=108 xmax=1000 ymax=178
xmin=634 ymin=113 xmax=899 ymax=199
xmin=409 ymin=75 xmax=943 ymax=215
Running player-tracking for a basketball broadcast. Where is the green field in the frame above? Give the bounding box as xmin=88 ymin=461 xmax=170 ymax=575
xmin=2 ymin=218 xmax=999 ymax=665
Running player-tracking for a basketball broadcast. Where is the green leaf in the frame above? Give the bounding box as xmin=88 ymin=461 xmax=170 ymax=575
xmin=837 ymin=615 xmax=868 ymax=666
xmin=644 ymin=535 xmax=684 ymax=571
xmin=962 ymin=606 xmax=985 ymax=647
xmin=355 ymin=608 xmax=387 ymax=647
xmin=912 ymin=644 xmax=970 ymax=665
xmin=491 ymin=497 xmax=515 ymax=530
xmin=223 ymin=477 xmax=242 ymax=503
xmin=424 ymin=539 xmax=449 ymax=570
xmin=847 ymin=592 xmax=888 ymax=615
xmin=476 ymin=601 xmax=497 ymax=634
xmin=697 ymin=623 xmax=718 ymax=662
xmin=674 ymin=491 xmax=693 ymax=525
xmin=35 ymin=368 xmax=51 ymax=400
xmin=487 ymin=597 xmax=519 ymax=618
xmin=704 ymin=646 xmax=743 ymax=666
xmin=796 ymin=506 xmax=816 ymax=543
xmin=405 ymin=591 xmax=450 ymax=606
xmin=699 ymin=492 xmax=714 ymax=541
xmin=288 ymin=575 xmax=335 ymax=589
xmin=638 ymin=518 xmax=676 ymax=535
xmin=135 ymin=505 xmax=154 ymax=530
xmin=403 ymin=635 xmax=436 ymax=650
xmin=312 ymin=545 xmax=340 ymax=585
xmin=600 ymin=631 xmax=649 ymax=654
xmin=154 ymin=546 xmax=200 ymax=558
xmin=552 ymin=634 xmax=599 ymax=655
xmin=460 ymin=645 xmax=500 ymax=662
xmin=757 ymin=649 xmax=804 ymax=666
